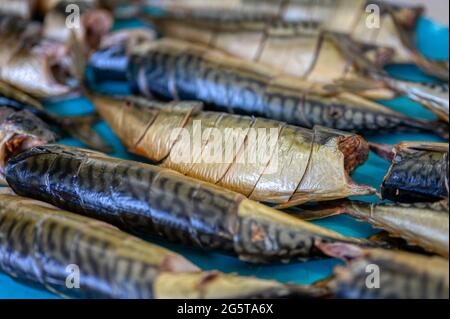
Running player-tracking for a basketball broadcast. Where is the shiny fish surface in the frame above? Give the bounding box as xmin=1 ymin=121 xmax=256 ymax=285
xmin=123 ymin=38 xmax=447 ymax=138
xmin=372 ymin=142 xmax=449 ymax=203
xmin=319 ymin=243 xmax=449 ymax=299
xmin=0 ymin=190 xmax=199 ymax=298
xmin=0 ymin=191 xmax=326 ymax=298
xmin=94 ymin=95 xmax=375 ymax=207
xmin=5 ymin=144 xmax=371 ymax=263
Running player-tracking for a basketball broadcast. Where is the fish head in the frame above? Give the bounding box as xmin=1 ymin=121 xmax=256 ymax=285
xmin=0 ymin=39 xmax=80 ymax=98
xmin=0 ymin=106 xmax=57 ymax=181
xmin=42 ymin=2 xmax=113 ymax=52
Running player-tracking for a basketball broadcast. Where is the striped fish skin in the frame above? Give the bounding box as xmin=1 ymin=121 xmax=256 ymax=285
xmin=0 ymin=191 xmax=329 ymax=298
xmin=5 ymin=144 xmax=368 ymax=264
xmin=378 ymin=142 xmax=449 ymax=203
xmin=144 ymin=1 xmax=449 ymax=113
xmin=320 ymin=244 xmax=449 ymax=299
xmin=0 ymin=15 xmax=75 ymax=98
xmin=93 ymin=95 xmax=374 ymax=207
xmin=125 ymin=38 xmax=444 ymax=137
xmin=0 ymin=191 xmax=199 ymax=299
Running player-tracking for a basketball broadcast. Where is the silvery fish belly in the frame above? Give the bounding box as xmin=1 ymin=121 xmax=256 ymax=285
xmin=4 ymin=144 xmax=372 ymax=264
xmin=372 ymin=142 xmax=449 ymax=203
xmin=320 ymin=243 xmax=449 ymax=299
xmin=93 ymin=95 xmax=375 ymax=207
xmin=125 ymin=38 xmax=447 ymax=138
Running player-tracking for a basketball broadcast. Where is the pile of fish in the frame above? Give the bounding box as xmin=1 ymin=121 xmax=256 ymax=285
xmin=0 ymin=0 xmax=448 ymax=299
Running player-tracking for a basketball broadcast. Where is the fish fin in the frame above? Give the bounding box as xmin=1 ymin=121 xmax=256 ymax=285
xmin=68 ymin=30 xmax=89 ymax=86
xmin=413 ymin=58 xmax=450 ymax=82
xmin=323 ymin=31 xmax=394 ymax=74
xmin=58 ymin=114 xmax=112 ymax=153
xmin=324 ymin=78 xmax=396 ymax=100
xmin=315 ymin=242 xmax=365 ymax=262
xmin=0 ymin=81 xmax=45 ymax=110
xmin=397 ymin=141 xmax=449 ymax=153
xmin=285 ymin=201 xmax=349 ymax=221
xmin=275 ymin=184 xmax=376 ymax=210
xmin=428 ymin=121 xmax=449 ymax=140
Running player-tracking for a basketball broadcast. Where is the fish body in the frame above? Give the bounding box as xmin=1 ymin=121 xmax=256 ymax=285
xmin=372 ymin=142 xmax=449 ymax=203
xmin=121 ymin=38 xmax=446 ymax=138
xmin=143 ymin=0 xmax=449 ymax=111
xmin=0 ymin=190 xmax=200 ymax=298
xmin=94 ymin=95 xmax=374 ymax=207
xmin=343 ymin=201 xmax=449 ymax=257
xmin=145 ymin=0 xmax=448 ymax=81
xmin=5 ymin=144 xmax=371 ymax=264
xmin=319 ymin=243 xmax=449 ymax=299
xmin=1 ymin=191 xmax=326 ymax=299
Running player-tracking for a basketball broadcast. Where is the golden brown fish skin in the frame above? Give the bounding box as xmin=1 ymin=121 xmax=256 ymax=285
xmin=0 ymin=106 xmax=57 ymax=183
xmin=319 ymin=243 xmax=449 ymax=299
xmin=0 ymin=190 xmax=200 ymax=298
xmin=372 ymin=142 xmax=449 ymax=203
xmin=93 ymin=95 xmax=375 ymax=207
xmin=0 ymin=15 xmax=74 ymax=98
xmin=143 ymin=1 xmax=417 ymax=67
xmin=5 ymin=144 xmax=372 ymax=264
xmin=343 ymin=201 xmax=449 ymax=257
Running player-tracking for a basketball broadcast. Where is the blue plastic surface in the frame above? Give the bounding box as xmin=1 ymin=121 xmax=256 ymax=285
xmin=0 ymin=16 xmax=448 ymax=299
